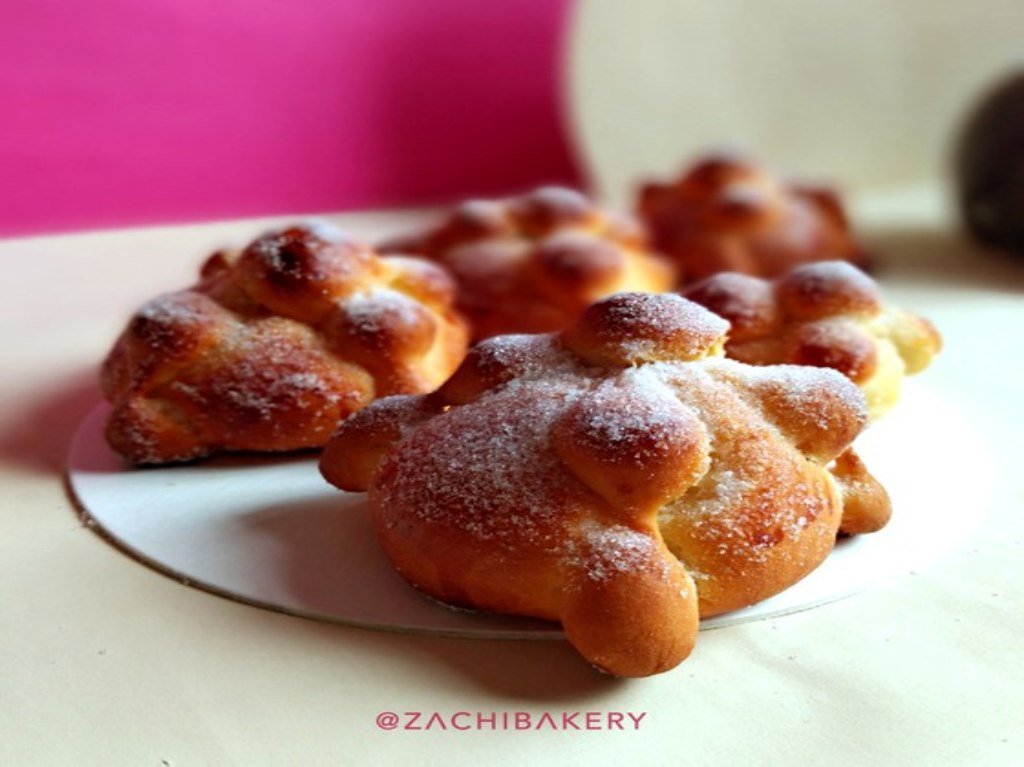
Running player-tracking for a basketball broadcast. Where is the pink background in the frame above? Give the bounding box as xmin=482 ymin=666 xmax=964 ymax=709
xmin=0 ymin=0 xmax=580 ymax=237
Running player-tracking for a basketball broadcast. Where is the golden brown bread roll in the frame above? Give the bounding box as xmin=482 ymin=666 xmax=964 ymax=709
xmin=380 ymin=186 xmax=676 ymax=340
xmin=682 ymin=261 xmax=942 ymax=418
xmin=638 ymin=153 xmax=869 ymax=284
xmin=319 ymin=293 xmax=890 ymax=677
xmin=102 ymin=223 xmax=469 ymax=464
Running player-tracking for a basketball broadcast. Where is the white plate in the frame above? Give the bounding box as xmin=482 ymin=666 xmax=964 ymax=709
xmin=65 ymin=380 xmax=990 ymax=637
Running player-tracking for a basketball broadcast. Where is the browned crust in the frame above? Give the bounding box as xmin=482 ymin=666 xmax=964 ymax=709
xmin=380 ymin=187 xmax=676 ymax=340
xmin=319 ymin=293 xmax=887 ymax=677
xmin=102 ymin=224 xmax=469 ymax=464
xmin=638 ymin=153 xmax=869 ymax=285
xmin=682 ymin=260 xmax=942 ymax=417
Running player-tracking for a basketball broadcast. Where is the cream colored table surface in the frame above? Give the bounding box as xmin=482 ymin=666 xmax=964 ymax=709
xmin=1 ymin=199 xmax=1022 ymax=767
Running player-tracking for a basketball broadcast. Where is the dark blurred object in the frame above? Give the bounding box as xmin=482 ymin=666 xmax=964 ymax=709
xmin=955 ymin=71 xmax=1024 ymax=256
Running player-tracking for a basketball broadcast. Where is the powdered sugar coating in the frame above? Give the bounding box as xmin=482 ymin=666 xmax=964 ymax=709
xmin=470 ymin=334 xmax=580 ymax=382
xmin=130 ymin=292 xmax=223 ymax=354
xmin=776 ymin=260 xmax=881 ymax=320
xmin=569 ymin=369 xmax=703 ymax=468
xmin=167 ymin=341 xmax=347 ymax=430
xmin=375 ymin=382 xmax=591 ymax=548
xmin=564 ymin=522 xmax=673 ymax=584
xmin=579 ymin=381 xmax=679 ymax=447
xmin=565 ymin=292 xmax=729 ymax=365
xmin=340 ymin=288 xmax=426 ymax=336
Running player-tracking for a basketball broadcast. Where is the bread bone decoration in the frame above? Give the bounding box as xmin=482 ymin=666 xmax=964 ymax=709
xmin=380 ymin=186 xmax=675 ymax=340
xmin=682 ymin=261 xmax=941 ymax=419
xmin=102 ymin=224 xmax=469 ymax=464
xmin=638 ymin=153 xmax=869 ymax=285
xmin=320 ymin=293 xmax=891 ymax=677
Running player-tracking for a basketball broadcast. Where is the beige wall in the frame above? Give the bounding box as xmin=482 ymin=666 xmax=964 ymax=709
xmin=569 ymin=0 xmax=1023 ymax=203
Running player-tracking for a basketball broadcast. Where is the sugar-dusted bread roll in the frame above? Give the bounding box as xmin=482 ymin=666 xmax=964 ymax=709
xmin=682 ymin=261 xmax=941 ymax=418
xmin=320 ymin=293 xmax=890 ymax=677
xmin=380 ymin=186 xmax=676 ymax=340
xmin=102 ymin=223 xmax=469 ymax=464
xmin=638 ymin=153 xmax=868 ymax=284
